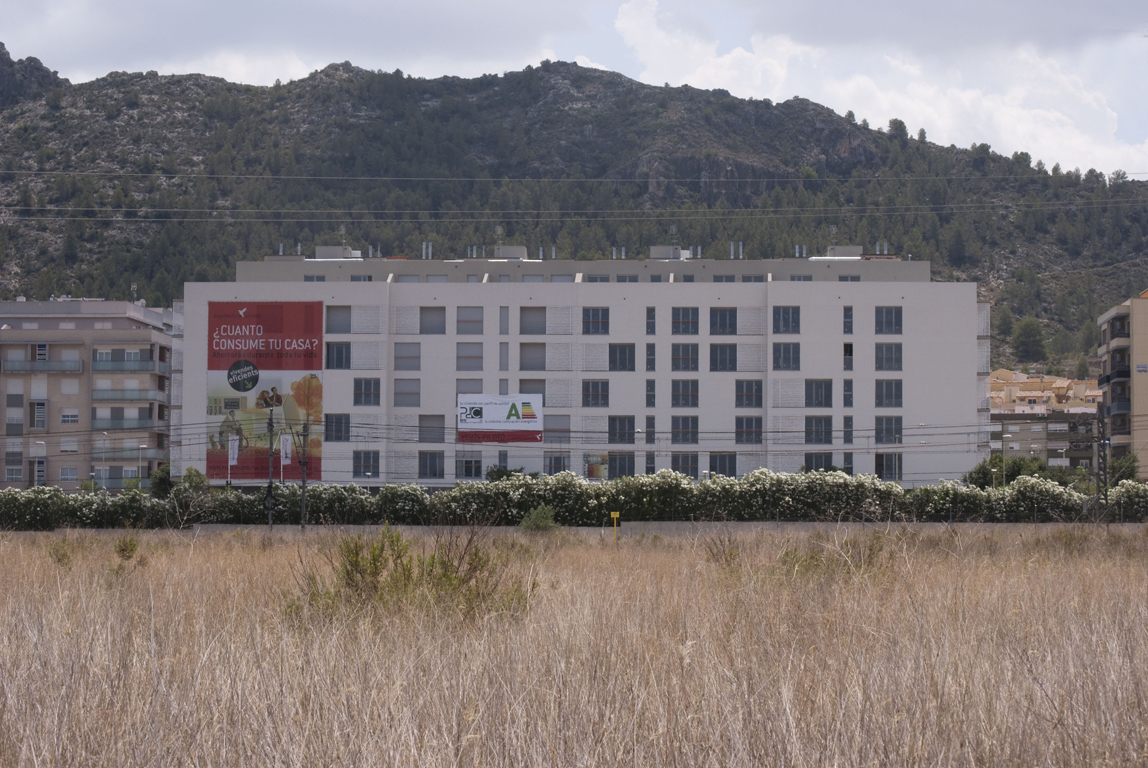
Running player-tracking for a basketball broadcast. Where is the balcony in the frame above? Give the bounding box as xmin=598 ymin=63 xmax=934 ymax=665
xmin=1107 ymin=399 xmax=1132 ymax=416
xmin=92 ymin=360 xmax=155 ymax=372
xmin=91 ymin=389 xmax=169 ymax=403
xmin=1110 ymin=328 xmax=1131 ymax=339
xmin=91 ymin=418 xmax=166 ymax=431
xmin=1110 ymin=367 xmax=1131 ymax=383
xmin=93 ymin=478 xmax=152 ymax=491
xmin=92 ymin=448 xmax=168 ymax=462
xmin=158 ymin=361 xmax=171 ymax=375
xmin=1 ymin=360 xmax=83 ymax=373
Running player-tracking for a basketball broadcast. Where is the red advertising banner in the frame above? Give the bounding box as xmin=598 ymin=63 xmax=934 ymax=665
xmin=206 ymin=302 xmax=324 ymax=481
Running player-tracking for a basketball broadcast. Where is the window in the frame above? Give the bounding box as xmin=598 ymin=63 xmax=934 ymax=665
xmin=60 ymin=408 xmax=79 ymax=424
xmin=805 ymin=453 xmax=833 ymax=471
xmin=672 ymin=453 xmax=698 ymax=479
xmin=419 ymin=415 xmax=445 ymax=443
xmin=709 ymin=344 xmax=737 ymax=372
xmin=59 ymin=467 xmax=78 ymax=483
xmin=520 ymin=307 xmax=547 ymax=335
xmin=351 ymin=275 xmax=372 ymax=282
xmin=582 ymin=308 xmax=609 ymax=335
xmin=353 ymin=451 xmax=380 ymax=479
xmin=500 ymin=342 xmax=509 ymax=371
xmin=875 ymin=380 xmax=903 ymax=408
xmin=608 ymin=452 xmax=635 ymax=479
xmin=418 ymin=451 xmax=445 ymax=479
xmin=645 ymin=415 xmax=655 ymax=445
xmin=608 ymin=416 xmax=635 ymax=444
xmin=671 ymin=344 xmax=699 ymax=371
xmin=326 ymin=342 xmax=351 ymax=370
xmin=710 ymin=453 xmax=736 ymax=477
xmin=326 ymin=306 xmax=351 ymax=334
xmin=396 ymin=275 xmax=419 ymax=283
xmin=519 ymin=343 xmax=545 ymax=371
xmin=60 ymin=438 xmax=78 ymax=453
xmin=875 ymin=416 xmax=903 ymax=444
xmin=646 ymin=343 xmax=656 ymax=371
xmin=742 ymin=275 xmax=764 ymax=283
xmin=736 ymin=416 xmax=763 ymax=444
xmin=544 ymin=452 xmax=570 ymax=475
xmin=394 ymin=379 xmax=421 ymax=407
xmin=325 ymin=414 xmax=351 ymax=442
xmin=773 ymin=306 xmax=800 ymax=334
xmin=6 ymin=468 xmax=22 ymax=482
xmin=671 ymin=416 xmax=699 ymax=444
xmin=455 ymin=452 xmax=483 ymax=479
xmin=303 ymin=275 xmax=325 ymax=282
xmin=500 ymin=307 xmax=509 ymax=335
xmin=713 ymin=275 xmax=735 ymax=283
xmin=839 ymin=275 xmax=860 ymax=282
xmin=710 ymin=308 xmax=737 ymax=335
xmin=672 ymin=307 xmax=699 ymax=335
xmin=875 ymin=453 xmax=903 ymax=481
xmin=843 ymin=306 xmax=853 ymax=334
xmin=681 ymin=275 xmax=695 ymax=283
xmin=646 ymin=379 xmax=656 ymax=408
xmin=617 ymin=275 xmax=638 ymax=283
xmin=671 ymin=380 xmax=699 ymax=407
xmin=394 ymin=343 xmax=421 ymax=371
xmin=609 ymin=344 xmax=636 ymax=371
xmin=453 ymin=343 xmax=483 ymax=372
xmin=586 ymin=275 xmax=609 ymax=283
xmin=805 ymin=380 xmax=832 ymax=408
xmin=544 ymin=415 xmax=570 ymax=443
xmin=457 ymin=307 xmax=483 ymax=334
xmin=790 ymin=275 xmax=812 ymax=282
xmin=843 ymin=452 xmax=854 ymax=475
xmin=646 ymin=452 xmax=656 ymax=474
xmin=736 ymin=380 xmax=762 ymax=408
xmin=523 ymin=275 xmax=544 ymax=283
xmin=419 ymin=307 xmax=447 ymax=334
xmin=875 ymin=343 xmax=903 ymax=371
xmin=582 ymin=380 xmax=609 ymax=407
xmin=519 ymin=379 xmax=546 ymax=406
xmin=354 ymin=378 xmax=381 ymax=406
xmin=499 ymin=379 xmax=509 ymax=395
xmin=650 ymin=275 xmax=663 ymax=283
xmin=805 ymin=416 xmax=833 ymax=444
xmin=843 ymin=416 xmax=854 ymax=444
xmin=646 ymin=307 xmax=656 ymax=335
xmin=843 ymin=380 xmax=853 ymax=408
xmin=876 ymin=306 xmax=903 ymax=335
xmin=773 ymin=343 xmax=800 ymax=371
xmin=844 ymin=343 xmax=853 ymax=371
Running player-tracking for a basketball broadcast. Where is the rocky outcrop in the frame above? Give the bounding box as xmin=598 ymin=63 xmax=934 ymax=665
xmin=0 ymin=42 xmax=66 ymax=108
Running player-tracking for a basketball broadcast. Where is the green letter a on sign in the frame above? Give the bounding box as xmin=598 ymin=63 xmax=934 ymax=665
xmin=506 ymin=403 xmax=521 ymax=419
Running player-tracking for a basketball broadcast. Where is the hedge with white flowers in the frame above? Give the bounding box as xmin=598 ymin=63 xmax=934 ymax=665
xmin=0 ymin=470 xmax=1125 ymax=530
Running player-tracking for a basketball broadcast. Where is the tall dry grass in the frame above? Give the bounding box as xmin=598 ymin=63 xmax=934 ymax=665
xmin=1 ymin=524 xmax=1146 ymax=766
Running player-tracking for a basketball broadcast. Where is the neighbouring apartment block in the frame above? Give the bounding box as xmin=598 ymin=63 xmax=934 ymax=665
xmin=1098 ymin=292 xmax=1148 ymax=478
xmin=988 ymin=369 xmax=1099 ymax=468
xmin=176 ymin=246 xmax=991 ymax=489
xmin=0 ymin=299 xmax=178 ymax=490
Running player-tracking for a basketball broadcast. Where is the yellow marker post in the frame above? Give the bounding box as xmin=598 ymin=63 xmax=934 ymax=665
xmin=611 ymin=510 xmax=620 ymax=542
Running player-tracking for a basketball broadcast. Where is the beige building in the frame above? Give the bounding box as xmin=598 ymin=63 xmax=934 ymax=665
xmin=988 ymin=370 xmax=1098 ymax=469
xmin=1098 ymin=293 xmax=1146 ymax=477
xmin=178 ymin=245 xmax=991 ymax=489
xmin=0 ymin=300 xmax=176 ymax=490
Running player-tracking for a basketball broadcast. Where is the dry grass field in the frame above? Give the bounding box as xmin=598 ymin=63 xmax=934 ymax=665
xmin=1 ymin=523 xmax=1147 ymax=766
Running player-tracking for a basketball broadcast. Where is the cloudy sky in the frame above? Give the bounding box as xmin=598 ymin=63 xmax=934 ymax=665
xmin=6 ymin=0 xmax=1148 ymax=173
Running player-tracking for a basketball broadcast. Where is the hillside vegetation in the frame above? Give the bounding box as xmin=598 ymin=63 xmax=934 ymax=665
xmin=1 ymin=42 xmax=1146 ymax=367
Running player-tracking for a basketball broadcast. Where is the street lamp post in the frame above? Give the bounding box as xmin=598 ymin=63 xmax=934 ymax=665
xmin=1002 ymin=434 xmax=1013 ymax=487
xmin=990 ymin=468 xmax=998 ymax=490
xmin=139 ymin=444 xmax=147 ymax=486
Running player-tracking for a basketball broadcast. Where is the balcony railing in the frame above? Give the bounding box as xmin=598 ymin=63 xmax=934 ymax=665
xmin=1 ymin=360 xmax=83 ymax=373
xmin=91 ymin=448 xmax=168 ymax=462
xmin=158 ymin=361 xmax=171 ymax=375
xmin=1107 ymin=399 xmax=1132 ymax=416
xmin=93 ymin=478 xmax=152 ymax=490
xmin=1110 ymin=329 xmax=1131 ymax=339
xmin=91 ymin=389 xmax=169 ymax=402
xmin=91 ymin=418 xmax=166 ymax=431
xmin=1110 ymin=367 xmax=1131 ymax=382
xmin=92 ymin=360 xmax=155 ymax=372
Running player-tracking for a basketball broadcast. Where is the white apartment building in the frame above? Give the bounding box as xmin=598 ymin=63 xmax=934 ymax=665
xmin=178 ymin=247 xmax=990 ymax=488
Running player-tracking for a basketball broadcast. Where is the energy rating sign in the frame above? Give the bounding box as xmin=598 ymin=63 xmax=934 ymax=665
xmin=457 ymin=395 xmax=544 ymax=443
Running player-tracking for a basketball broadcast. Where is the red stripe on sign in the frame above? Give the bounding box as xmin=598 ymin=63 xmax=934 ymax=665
xmin=457 ymin=430 xmax=543 ymax=443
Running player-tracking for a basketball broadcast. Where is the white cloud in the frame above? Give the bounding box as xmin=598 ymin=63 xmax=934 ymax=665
xmin=614 ymin=0 xmax=1148 ymax=172
xmin=574 ymin=55 xmax=611 ymax=70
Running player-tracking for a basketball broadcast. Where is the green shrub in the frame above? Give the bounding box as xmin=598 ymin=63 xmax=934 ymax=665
xmin=519 ymin=504 xmax=559 ymax=532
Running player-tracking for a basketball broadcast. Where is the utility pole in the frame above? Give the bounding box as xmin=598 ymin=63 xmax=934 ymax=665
xmin=265 ymin=410 xmax=275 ymax=527
xmin=299 ymin=421 xmax=309 ymax=532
